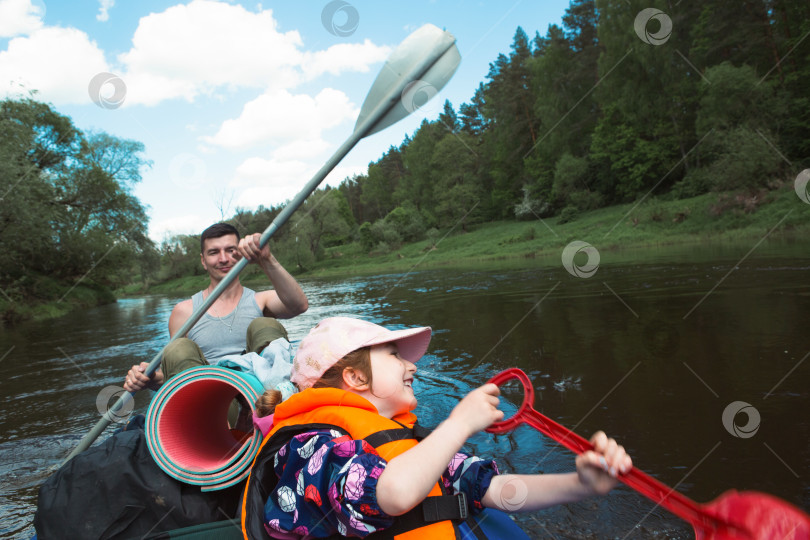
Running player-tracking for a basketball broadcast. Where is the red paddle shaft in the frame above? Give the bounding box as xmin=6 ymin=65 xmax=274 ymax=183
xmin=485 ymin=368 xmax=746 ymax=538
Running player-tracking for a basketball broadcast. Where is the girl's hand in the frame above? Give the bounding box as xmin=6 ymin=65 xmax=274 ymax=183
xmin=447 ymin=383 xmax=504 ymax=438
xmin=575 ymin=431 xmax=632 ymax=496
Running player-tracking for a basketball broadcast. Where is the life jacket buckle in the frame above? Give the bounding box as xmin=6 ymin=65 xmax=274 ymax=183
xmin=421 ymin=492 xmax=469 ymax=522
xmin=457 ymin=492 xmax=468 ymax=520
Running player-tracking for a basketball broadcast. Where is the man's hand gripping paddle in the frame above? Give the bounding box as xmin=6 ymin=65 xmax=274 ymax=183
xmin=485 ymin=368 xmax=810 ymax=539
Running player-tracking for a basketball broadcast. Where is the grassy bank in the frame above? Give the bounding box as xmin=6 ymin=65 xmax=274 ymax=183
xmin=125 ymin=186 xmax=808 ymax=292
xmin=300 ymin=186 xmax=809 ymax=278
xmin=1 ymin=275 xmax=116 ymax=326
xmin=117 ymin=274 xmax=209 ymax=297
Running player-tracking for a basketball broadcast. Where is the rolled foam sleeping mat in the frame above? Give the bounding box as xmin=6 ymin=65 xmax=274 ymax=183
xmin=145 ymin=366 xmax=265 ymax=491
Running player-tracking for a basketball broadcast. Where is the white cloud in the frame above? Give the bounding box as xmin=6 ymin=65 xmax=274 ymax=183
xmin=118 ymin=0 xmax=389 ymax=106
xmin=235 ymin=186 xmax=299 ymax=211
xmin=150 ymin=214 xmax=212 ymax=243
xmin=301 ymin=40 xmax=390 ymax=78
xmin=232 ymin=160 xmax=365 ymax=209
xmin=272 ymin=138 xmax=331 ymax=161
xmin=204 ymin=87 xmax=357 ymax=150
xmin=0 ymin=0 xmax=44 ymax=38
xmin=233 ymin=156 xmax=310 ymax=187
xmin=225 ymin=122 xmax=363 ymax=210
xmin=0 ymin=0 xmax=390 ymax=107
xmin=118 ymin=0 xmax=305 ymax=105
xmin=96 ymin=0 xmax=115 ymax=22
xmin=0 ymin=26 xmax=108 ymax=103
xmin=230 ymin=156 xmax=312 ymax=209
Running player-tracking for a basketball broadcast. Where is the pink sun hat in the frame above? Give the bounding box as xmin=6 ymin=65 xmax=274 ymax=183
xmin=291 ymin=317 xmax=432 ymax=390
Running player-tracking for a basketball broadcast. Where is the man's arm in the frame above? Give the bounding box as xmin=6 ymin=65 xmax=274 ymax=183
xmin=168 ymin=299 xmax=194 ymax=337
xmin=239 ymin=233 xmax=308 ymax=319
xmin=123 ymin=300 xmax=192 ymax=392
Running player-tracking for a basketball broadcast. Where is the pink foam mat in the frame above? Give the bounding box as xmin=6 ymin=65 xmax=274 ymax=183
xmin=145 ymin=366 xmax=265 ymax=490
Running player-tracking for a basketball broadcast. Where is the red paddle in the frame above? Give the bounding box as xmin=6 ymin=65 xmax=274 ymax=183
xmin=485 ymin=368 xmax=810 ymax=540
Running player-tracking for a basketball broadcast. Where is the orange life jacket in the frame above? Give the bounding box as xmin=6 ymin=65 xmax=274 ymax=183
xmin=241 ymin=388 xmax=468 ymax=539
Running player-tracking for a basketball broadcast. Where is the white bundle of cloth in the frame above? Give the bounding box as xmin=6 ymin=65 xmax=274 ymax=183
xmin=212 ymin=337 xmax=298 ymax=401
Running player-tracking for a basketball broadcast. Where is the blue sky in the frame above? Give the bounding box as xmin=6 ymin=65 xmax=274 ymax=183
xmin=1 ymin=0 xmax=570 ymax=242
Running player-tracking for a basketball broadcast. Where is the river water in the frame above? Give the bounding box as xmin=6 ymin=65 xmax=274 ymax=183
xmin=1 ymin=240 xmax=809 ymax=539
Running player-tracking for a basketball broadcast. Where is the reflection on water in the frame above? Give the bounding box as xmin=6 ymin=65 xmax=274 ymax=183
xmin=1 ymin=245 xmax=809 ymax=538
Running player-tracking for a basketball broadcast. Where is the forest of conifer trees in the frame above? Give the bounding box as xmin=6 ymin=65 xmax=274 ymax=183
xmin=214 ymin=0 xmax=809 ymax=266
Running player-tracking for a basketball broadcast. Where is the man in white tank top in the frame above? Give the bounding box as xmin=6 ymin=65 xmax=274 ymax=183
xmin=123 ymin=223 xmax=308 ymax=393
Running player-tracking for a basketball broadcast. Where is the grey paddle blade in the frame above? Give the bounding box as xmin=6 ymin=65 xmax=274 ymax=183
xmin=355 ymin=24 xmax=461 ymax=137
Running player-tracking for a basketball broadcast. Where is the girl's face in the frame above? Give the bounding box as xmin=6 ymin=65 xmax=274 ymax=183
xmin=364 ymin=342 xmax=417 ymax=418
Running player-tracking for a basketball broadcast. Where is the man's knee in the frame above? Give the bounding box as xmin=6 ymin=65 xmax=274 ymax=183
xmin=246 ymin=318 xmax=289 ymax=354
xmin=161 ymin=338 xmax=206 ymax=380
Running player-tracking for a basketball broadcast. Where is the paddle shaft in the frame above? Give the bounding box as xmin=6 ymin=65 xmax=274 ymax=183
xmin=485 ymin=368 xmax=744 ymax=537
xmin=63 ymin=37 xmax=457 ymax=465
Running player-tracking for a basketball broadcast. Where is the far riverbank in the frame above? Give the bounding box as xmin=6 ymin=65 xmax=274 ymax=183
xmin=131 ymin=185 xmax=810 ymax=292
xmin=5 ymin=186 xmax=808 ymax=325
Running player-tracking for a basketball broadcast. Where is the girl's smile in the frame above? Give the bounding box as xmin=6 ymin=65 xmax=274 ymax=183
xmin=363 ymin=343 xmax=418 ymax=418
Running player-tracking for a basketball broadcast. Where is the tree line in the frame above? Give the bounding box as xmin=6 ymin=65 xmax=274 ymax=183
xmin=337 ymin=0 xmax=807 ymax=227
xmin=0 ymin=98 xmax=157 ymax=317
xmin=215 ymin=0 xmax=810 ymax=269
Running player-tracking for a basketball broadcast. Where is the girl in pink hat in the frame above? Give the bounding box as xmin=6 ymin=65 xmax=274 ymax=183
xmin=242 ymin=316 xmax=632 ymax=539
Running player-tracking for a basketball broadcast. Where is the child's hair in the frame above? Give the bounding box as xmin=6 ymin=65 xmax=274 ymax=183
xmin=255 ymin=347 xmax=372 ymax=418
xmin=313 ymin=347 xmax=372 ymax=389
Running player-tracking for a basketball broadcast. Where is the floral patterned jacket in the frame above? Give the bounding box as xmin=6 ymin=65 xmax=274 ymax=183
xmin=263 ymin=429 xmax=499 ymax=538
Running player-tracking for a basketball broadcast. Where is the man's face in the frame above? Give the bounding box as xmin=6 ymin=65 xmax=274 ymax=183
xmin=200 ymin=234 xmax=239 ymax=279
